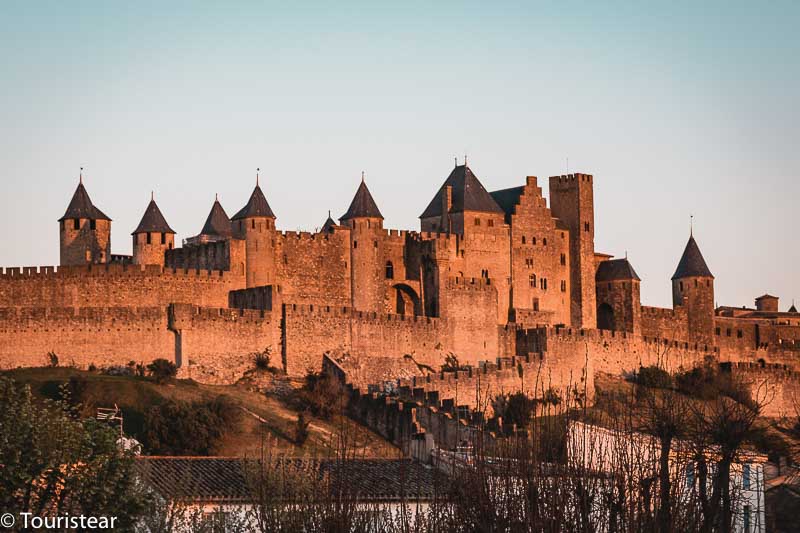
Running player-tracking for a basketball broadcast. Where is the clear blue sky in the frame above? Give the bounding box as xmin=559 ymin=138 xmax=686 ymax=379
xmin=1 ymin=1 xmax=797 ymax=309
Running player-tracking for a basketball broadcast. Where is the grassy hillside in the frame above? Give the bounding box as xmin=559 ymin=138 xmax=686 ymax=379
xmin=2 ymin=367 xmax=399 ymax=459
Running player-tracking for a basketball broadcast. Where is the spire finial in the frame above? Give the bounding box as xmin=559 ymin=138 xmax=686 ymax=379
xmin=215 ymin=193 xmax=218 ymax=202
xmin=454 ymin=156 xmax=457 ymax=168
xmin=256 ymin=168 xmax=260 ymax=187
xmin=151 ymin=190 xmax=154 ymax=201
xmin=361 ymin=171 xmax=365 ymax=183
xmin=690 ymin=214 xmax=694 ymax=237
xmin=328 ymin=209 xmax=331 ymax=218
xmin=79 ymin=167 xmax=83 ymax=184
xmin=464 ymin=154 xmax=468 ymax=166
xmin=625 ymin=250 xmax=628 ymax=260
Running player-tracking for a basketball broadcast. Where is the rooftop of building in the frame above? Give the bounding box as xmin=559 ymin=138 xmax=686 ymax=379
xmin=421 ymin=164 xmax=504 ymax=219
xmin=596 ymin=258 xmax=641 ymax=282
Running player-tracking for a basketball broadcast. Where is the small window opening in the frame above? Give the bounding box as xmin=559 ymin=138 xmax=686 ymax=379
xmin=146 ymin=232 xmax=152 ymax=245
xmin=73 ymin=219 xmax=80 ymax=230
xmin=385 ymin=261 xmax=394 ymax=279
xmin=90 ymin=219 xmax=96 ymax=230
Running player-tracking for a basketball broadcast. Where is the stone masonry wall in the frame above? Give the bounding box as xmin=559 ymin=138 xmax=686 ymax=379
xmin=0 ymin=265 xmax=243 ymax=309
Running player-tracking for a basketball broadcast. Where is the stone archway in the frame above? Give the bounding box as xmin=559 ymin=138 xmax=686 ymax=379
xmin=393 ymin=283 xmax=422 ymax=316
xmin=597 ymin=302 xmax=615 ymax=331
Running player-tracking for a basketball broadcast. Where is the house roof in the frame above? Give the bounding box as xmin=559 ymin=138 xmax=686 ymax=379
xmin=489 ymin=186 xmax=524 ymax=222
xmin=672 ymin=235 xmax=713 ymax=280
xmin=59 ymin=182 xmax=111 ymax=222
xmin=321 ymin=211 xmax=338 ymax=233
xmin=340 ymin=179 xmax=383 ymax=220
xmin=596 ymin=258 xmax=641 ymax=282
xmin=788 ymin=303 xmax=798 ymax=313
xmin=135 ymin=457 xmax=441 ymax=504
xmin=200 ymin=199 xmax=232 ymax=238
xmin=132 ymin=199 xmax=175 ymax=235
xmin=755 ymin=294 xmax=779 ymax=301
xmin=232 ymin=184 xmax=276 ymax=220
xmin=420 ymin=165 xmax=504 ymax=219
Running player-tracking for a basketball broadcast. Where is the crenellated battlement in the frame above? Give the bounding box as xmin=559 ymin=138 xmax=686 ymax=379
xmin=0 ymin=305 xmax=166 ymax=324
xmin=549 ymin=173 xmax=594 ymax=187
xmin=0 ymin=264 xmax=238 ymax=282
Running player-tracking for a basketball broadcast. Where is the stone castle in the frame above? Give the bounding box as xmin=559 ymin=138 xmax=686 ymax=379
xmin=1 ymin=163 xmax=798 ymax=401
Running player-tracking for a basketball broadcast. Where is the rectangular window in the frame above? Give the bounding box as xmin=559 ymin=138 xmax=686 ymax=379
xmin=90 ymin=219 xmax=96 ymax=230
xmin=161 ymin=233 xmax=166 ymax=245
xmin=474 ymin=218 xmax=480 ymax=226
xmin=561 ymin=280 xmax=566 ymax=292
xmin=584 ymin=222 xmax=590 ymax=232
xmin=743 ymin=464 xmax=751 ymax=489
xmin=743 ymin=505 xmax=751 ymax=533
xmin=686 ymin=463 xmax=694 ymax=489
xmin=715 ymin=327 xmax=721 ymax=336
xmin=560 ymin=253 xmax=566 ymax=266
xmin=73 ymin=219 xmax=80 ymax=230
xmin=737 ymin=329 xmax=743 ymax=338
xmin=353 ymin=241 xmax=358 ymax=249
xmin=726 ymin=328 xmax=731 ymax=337
xmin=487 ymin=219 xmax=494 ymax=227
xmin=146 ymin=232 xmax=152 ymax=245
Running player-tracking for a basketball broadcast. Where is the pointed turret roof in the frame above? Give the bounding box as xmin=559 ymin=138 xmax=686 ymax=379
xmin=132 ymin=197 xmax=175 ymax=235
xmin=596 ymin=258 xmax=641 ymax=282
xmin=672 ymin=235 xmax=713 ymax=280
xmin=420 ymin=164 xmax=504 ymax=219
xmin=232 ymin=184 xmax=276 ymax=220
xmin=788 ymin=303 xmax=798 ymax=313
xmin=200 ymin=198 xmax=232 ymax=238
xmin=340 ymin=178 xmax=383 ymax=221
xmin=59 ymin=180 xmax=110 ymax=221
xmin=321 ymin=211 xmax=338 ymax=233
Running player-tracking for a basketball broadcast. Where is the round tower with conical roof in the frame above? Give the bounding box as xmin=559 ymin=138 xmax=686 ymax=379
xmin=232 ymin=172 xmax=277 ymax=288
xmin=132 ymin=194 xmax=176 ymax=266
xmin=59 ymin=172 xmax=112 ymax=266
xmin=671 ymin=234 xmax=715 ymax=345
xmin=340 ymin=174 xmax=385 ymax=313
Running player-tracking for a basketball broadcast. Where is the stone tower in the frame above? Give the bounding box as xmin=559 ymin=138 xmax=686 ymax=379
xmin=59 ymin=174 xmax=112 ymax=266
xmin=132 ymin=194 xmax=175 ymax=266
xmin=672 ymin=234 xmax=715 ymax=345
xmin=340 ymin=175 xmax=385 ymax=313
xmin=232 ymin=173 xmax=277 ymax=288
xmin=549 ymin=173 xmax=596 ymax=329
xmin=595 ymin=258 xmax=642 ymax=335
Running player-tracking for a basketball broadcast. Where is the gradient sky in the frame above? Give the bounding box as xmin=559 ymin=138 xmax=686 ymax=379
xmin=1 ymin=1 xmax=797 ymax=309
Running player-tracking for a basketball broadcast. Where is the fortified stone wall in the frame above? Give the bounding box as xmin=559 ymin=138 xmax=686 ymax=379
xmin=440 ymin=277 xmax=501 ymax=361
xmin=165 ymin=239 xmax=246 ymax=274
xmin=169 ymin=304 xmax=280 ymax=384
xmin=0 ymin=265 xmax=243 ymax=308
xmin=0 ymin=306 xmax=173 ymax=370
xmin=282 ymin=303 xmax=448 ymax=377
xmin=275 ymin=230 xmax=351 ymax=308
xmin=641 ymin=305 xmax=689 ymax=340
xmin=728 ymin=362 xmax=800 ymax=418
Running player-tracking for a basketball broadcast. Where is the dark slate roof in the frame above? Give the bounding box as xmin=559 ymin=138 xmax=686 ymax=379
xmin=132 ymin=199 xmax=175 ymax=234
xmin=135 ymin=457 xmax=440 ymax=504
xmin=755 ymin=294 xmax=778 ymax=301
xmin=321 ymin=211 xmax=338 ymax=233
xmin=340 ymin=180 xmax=383 ymax=220
xmin=200 ymin=199 xmax=233 ymax=238
xmin=788 ymin=303 xmax=798 ymax=313
xmin=596 ymin=258 xmax=641 ymax=282
xmin=232 ymin=184 xmax=276 ymax=220
xmin=420 ymin=165 xmax=504 ymax=219
xmin=59 ymin=182 xmax=111 ymax=221
xmin=672 ymin=236 xmax=713 ymax=280
xmin=489 ymin=186 xmax=524 ymax=222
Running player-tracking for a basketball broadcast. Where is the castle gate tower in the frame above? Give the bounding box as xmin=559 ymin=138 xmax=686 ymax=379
xmin=59 ymin=173 xmax=112 ymax=266
xmin=132 ymin=194 xmax=175 ymax=266
xmin=672 ymin=234 xmax=715 ymax=346
xmin=548 ymin=173 xmax=596 ymax=329
xmin=232 ymin=172 xmax=277 ymax=288
xmin=340 ymin=175 xmax=385 ymax=313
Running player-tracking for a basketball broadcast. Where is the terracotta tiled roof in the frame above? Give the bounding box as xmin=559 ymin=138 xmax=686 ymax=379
xmin=421 ymin=165 xmax=504 ymax=219
xmin=200 ymin=199 xmax=233 ymax=238
xmin=59 ymin=182 xmax=111 ymax=222
xmin=132 ymin=199 xmax=175 ymax=234
xmin=232 ymin=184 xmax=276 ymax=220
xmin=135 ymin=457 xmax=441 ymax=504
xmin=672 ymin=236 xmax=713 ymax=280
xmin=596 ymin=258 xmax=641 ymax=282
xmin=340 ymin=180 xmax=383 ymax=220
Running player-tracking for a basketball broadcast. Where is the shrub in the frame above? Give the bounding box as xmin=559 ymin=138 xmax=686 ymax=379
xmin=87 ymin=362 xmax=97 ymax=372
xmin=294 ymin=412 xmax=311 ymax=445
xmin=441 ymin=353 xmax=469 ymax=372
xmin=494 ymin=392 xmax=538 ymax=428
xmin=147 ymin=359 xmax=177 ymax=384
xmin=46 ymin=351 xmax=59 ymax=367
xmin=296 ymin=370 xmax=343 ymax=420
xmin=252 ymin=346 xmax=273 ymax=371
xmin=633 ymin=365 xmax=673 ymax=389
xmin=142 ymin=396 xmax=240 ymax=455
